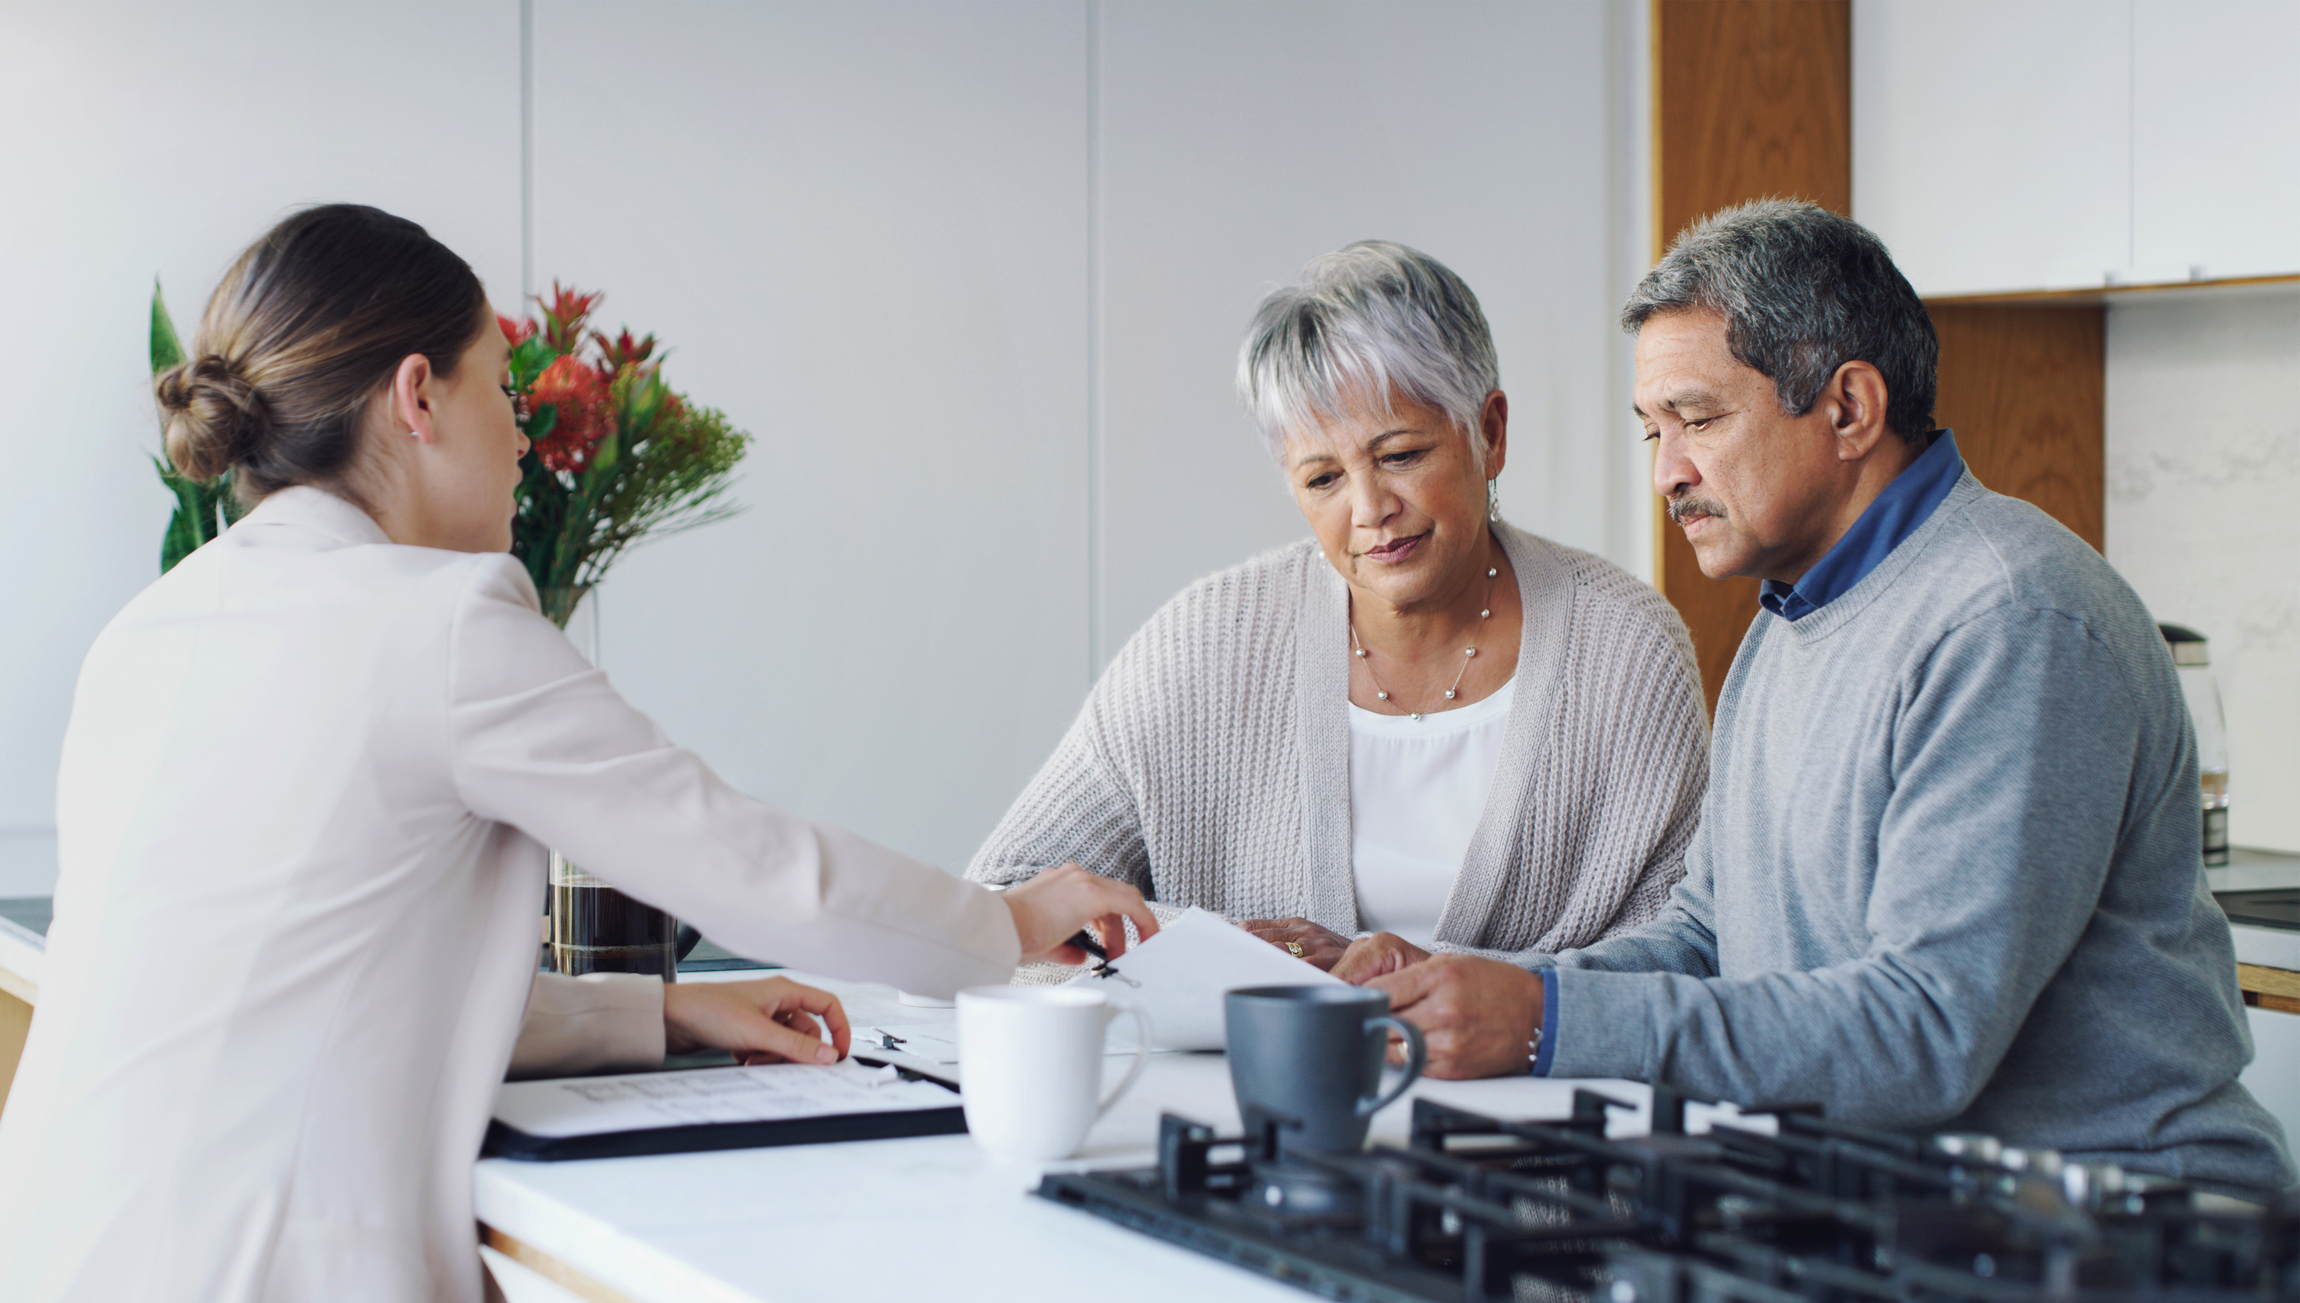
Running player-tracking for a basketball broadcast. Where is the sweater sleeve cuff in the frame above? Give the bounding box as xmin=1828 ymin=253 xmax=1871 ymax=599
xmin=1545 ymin=966 xmax=1665 ymax=1081
xmin=1532 ymin=969 xmax=1560 ymax=1076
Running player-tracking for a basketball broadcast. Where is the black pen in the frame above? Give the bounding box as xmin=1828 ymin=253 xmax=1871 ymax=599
xmin=1066 ymin=929 xmax=1109 ymax=961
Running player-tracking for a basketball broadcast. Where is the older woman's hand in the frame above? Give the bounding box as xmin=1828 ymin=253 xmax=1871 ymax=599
xmin=1238 ymin=917 xmax=1353 ymax=971
xmin=1332 ymin=932 xmax=1432 ymax=983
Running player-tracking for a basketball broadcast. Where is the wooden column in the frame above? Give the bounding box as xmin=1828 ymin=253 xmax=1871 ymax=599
xmin=1652 ymin=0 xmax=1851 ymax=711
xmin=0 ymin=985 xmax=31 ymax=1118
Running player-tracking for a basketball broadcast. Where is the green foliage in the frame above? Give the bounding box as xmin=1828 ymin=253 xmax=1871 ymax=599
xmin=150 ymin=281 xmax=241 ymax=573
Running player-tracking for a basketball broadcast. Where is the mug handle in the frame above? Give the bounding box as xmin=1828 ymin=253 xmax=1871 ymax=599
xmin=1096 ymin=1002 xmax=1154 ymax=1120
xmin=1355 ymin=1014 xmax=1426 ymax=1118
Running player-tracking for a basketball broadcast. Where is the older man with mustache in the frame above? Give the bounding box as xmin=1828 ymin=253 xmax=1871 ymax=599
xmin=1335 ymin=200 xmax=2293 ymax=1196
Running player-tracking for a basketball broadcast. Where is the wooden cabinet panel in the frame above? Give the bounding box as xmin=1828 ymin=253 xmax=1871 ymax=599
xmin=1656 ymin=0 xmax=1849 ymax=248
xmin=1655 ymin=0 xmax=1849 ymax=711
xmin=1929 ymin=306 xmax=2105 ymax=550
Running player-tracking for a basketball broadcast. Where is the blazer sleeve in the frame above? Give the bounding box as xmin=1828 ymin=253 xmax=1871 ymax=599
xmin=445 ymin=556 xmax=1021 ymax=998
xmin=507 ymin=972 xmax=665 ymax=1080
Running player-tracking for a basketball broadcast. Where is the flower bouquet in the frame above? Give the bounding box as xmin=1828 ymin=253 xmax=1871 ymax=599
xmin=502 ymin=284 xmax=750 ymax=628
xmin=501 ymin=284 xmax=752 ymax=979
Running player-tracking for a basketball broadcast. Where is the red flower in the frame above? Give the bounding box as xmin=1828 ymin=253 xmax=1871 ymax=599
xmin=593 ymin=327 xmax=657 ymax=375
xmin=535 ymin=282 xmax=603 ymax=353
xmin=529 ymin=355 xmax=612 ymax=472
xmin=498 ymin=314 xmax=537 ymax=347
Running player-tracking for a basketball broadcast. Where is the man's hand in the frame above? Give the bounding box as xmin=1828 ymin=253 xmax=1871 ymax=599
xmin=1002 ymin=863 xmax=1160 ymax=965
xmin=663 ymin=976 xmax=852 ymax=1065
xmin=1331 ymin=931 xmax=1431 ymax=983
xmin=1238 ymin=917 xmax=1352 ymax=971
xmin=1365 ymin=955 xmax=1542 ymax=1079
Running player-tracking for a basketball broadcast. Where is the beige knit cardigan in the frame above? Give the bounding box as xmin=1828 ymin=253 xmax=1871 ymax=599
xmin=966 ymin=523 xmax=1711 ymax=961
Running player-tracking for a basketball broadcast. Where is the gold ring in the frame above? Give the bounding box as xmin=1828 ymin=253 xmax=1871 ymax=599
xmin=1285 ymin=941 xmax=1305 ymax=958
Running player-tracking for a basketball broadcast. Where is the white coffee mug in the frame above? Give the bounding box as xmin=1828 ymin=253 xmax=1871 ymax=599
xmin=955 ymin=985 xmax=1152 ymax=1162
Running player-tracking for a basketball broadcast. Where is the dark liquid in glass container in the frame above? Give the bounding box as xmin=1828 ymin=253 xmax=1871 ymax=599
xmin=550 ymin=880 xmax=678 ymax=980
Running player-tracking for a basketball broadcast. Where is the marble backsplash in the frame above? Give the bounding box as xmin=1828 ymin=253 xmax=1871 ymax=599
xmin=2106 ymin=286 xmax=2300 ymax=851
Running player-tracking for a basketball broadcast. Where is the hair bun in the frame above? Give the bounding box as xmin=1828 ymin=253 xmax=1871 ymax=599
xmin=157 ymin=353 xmax=271 ymax=481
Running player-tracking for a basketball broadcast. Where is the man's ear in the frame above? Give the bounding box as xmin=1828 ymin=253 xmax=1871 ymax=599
xmin=1825 ymin=360 xmax=1892 ymax=462
xmin=389 ymin=353 xmax=438 ymax=444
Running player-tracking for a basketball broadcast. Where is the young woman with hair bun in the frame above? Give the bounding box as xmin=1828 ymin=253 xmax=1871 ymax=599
xmin=0 ymin=204 xmax=1153 ymax=1303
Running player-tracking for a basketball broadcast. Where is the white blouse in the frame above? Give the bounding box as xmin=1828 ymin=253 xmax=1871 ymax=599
xmin=1348 ymin=677 xmax=1516 ymax=946
xmin=0 ymin=487 xmax=1021 ymax=1303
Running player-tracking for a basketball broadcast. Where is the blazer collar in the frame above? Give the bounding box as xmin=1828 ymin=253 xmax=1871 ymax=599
xmin=234 ymin=486 xmax=393 ymax=549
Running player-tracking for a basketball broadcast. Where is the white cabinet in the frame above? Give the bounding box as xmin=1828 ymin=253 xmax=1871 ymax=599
xmin=1854 ymin=0 xmax=2300 ymax=297
xmin=2131 ymin=1 xmax=2300 ymax=284
xmin=1854 ymin=0 xmax=2130 ymax=298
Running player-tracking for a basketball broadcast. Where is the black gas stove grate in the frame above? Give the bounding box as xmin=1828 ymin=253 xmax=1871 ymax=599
xmin=1035 ymin=1087 xmax=2298 ymax=1303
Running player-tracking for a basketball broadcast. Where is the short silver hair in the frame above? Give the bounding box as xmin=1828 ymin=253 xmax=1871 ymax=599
xmin=1236 ymin=241 xmax=1499 ymax=466
xmin=1622 ymin=199 xmax=1938 ymax=440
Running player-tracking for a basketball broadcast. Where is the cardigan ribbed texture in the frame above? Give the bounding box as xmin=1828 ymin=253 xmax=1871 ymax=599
xmin=967 ymin=523 xmax=1709 ymax=958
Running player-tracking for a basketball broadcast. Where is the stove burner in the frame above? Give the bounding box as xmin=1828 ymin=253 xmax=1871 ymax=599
xmin=1035 ymin=1086 xmax=2298 ymax=1303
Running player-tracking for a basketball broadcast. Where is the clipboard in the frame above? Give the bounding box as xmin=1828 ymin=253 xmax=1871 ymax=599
xmin=483 ymin=1060 xmax=966 ymax=1162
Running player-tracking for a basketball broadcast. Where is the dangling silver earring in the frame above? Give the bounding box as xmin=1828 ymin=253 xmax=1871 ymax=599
xmin=1486 ymin=477 xmax=1499 ymax=521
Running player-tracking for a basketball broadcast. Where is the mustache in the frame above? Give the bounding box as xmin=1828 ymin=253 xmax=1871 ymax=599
xmin=1666 ymin=495 xmax=1727 ymax=526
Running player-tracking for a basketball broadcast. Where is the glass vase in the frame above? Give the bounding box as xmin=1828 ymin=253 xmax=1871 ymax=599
xmin=538 ymin=585 xmax=684 ymax=981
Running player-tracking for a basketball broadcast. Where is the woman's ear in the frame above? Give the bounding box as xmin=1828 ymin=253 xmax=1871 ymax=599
xmin=389 ymin=353 xmax=438 ymax=444
xmin=1478 ymin=390 xmax=1509 ymax=477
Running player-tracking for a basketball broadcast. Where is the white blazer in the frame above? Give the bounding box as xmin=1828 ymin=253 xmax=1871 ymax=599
xmin=0 ymin=487 xmax=1020 ymax=1302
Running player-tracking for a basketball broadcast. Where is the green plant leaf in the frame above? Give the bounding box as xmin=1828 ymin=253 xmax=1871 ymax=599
xmin=150 ymin=281 xmax=184 ymax=375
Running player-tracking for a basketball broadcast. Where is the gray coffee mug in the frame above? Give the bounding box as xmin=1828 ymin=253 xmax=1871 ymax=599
xmin=1224 ymin=985 xmax=1426 ymax=1156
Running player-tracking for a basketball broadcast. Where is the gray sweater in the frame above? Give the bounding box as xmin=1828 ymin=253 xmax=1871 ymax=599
xmin=1546 ymin=472 xmax=2293 ymax=1193
xmin=969 ymin=524 xmax=1710 ymax=958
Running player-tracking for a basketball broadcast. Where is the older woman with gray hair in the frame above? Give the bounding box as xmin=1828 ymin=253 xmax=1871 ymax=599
xmin=968 ymin=241 xmax=1707 ymax=975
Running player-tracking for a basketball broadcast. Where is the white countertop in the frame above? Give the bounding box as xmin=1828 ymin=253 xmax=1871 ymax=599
xmin=475 ymin=969 xmax=1746 ymax=1303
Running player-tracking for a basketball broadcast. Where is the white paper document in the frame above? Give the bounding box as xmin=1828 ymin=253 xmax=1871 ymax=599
xmin=852 ymin=1024 xmax=964 ymax=1066
xmin=492 ymin=1061 xmax=957 ymax=1138
xmin=1070 ymin=906 xmax=1344 ymax=1051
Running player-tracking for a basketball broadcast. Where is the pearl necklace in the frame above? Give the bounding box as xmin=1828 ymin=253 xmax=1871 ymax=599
xmin=1350 ymin=564 xmax=1499 ymax=722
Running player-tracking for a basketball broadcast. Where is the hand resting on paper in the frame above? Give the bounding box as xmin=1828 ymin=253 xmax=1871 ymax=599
xmin=1330 ymin=931 xmax=1432 ymax=983
xmin=1363 ymin=954 xmax=1542 ymax=1079
xmin=662 ymin=976 xmax=853 ymax=1066
xmin=1002 ymin=863 xmax=1160 ymax=966
xmin=1237 ymin=917 xmax=1353 ymax=971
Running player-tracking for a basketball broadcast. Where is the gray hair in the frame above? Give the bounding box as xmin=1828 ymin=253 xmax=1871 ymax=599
xmin=1622 ymin=199 xmax=1938 ymax=440
xmin=1236 ymin=241 xmax=1499 ymax=465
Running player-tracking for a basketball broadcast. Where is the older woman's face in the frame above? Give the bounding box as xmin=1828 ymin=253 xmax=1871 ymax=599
xmin=1283 ymin=390 xmax=1506 ymax=612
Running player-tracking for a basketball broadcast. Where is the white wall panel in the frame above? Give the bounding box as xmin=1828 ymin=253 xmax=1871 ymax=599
xmin=1094 ymin=0 xmax=1630 ymax=664
xmin=2105 ymin=288 xmax=2300 ymax=853
xmin=0 ymin=0 xmax=522 ymax=849
xmin=2131 ymin=0 xmax=2300 ymax=284
xmin=1853 ymin=0 xmax=2131 ymax=297
xmin=530 ymin=1 xmax=1091 ymax=871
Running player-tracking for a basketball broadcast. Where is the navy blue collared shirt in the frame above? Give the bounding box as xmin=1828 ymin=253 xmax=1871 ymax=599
xmin=1758 ymin=430 xmax=1965 ymax=623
